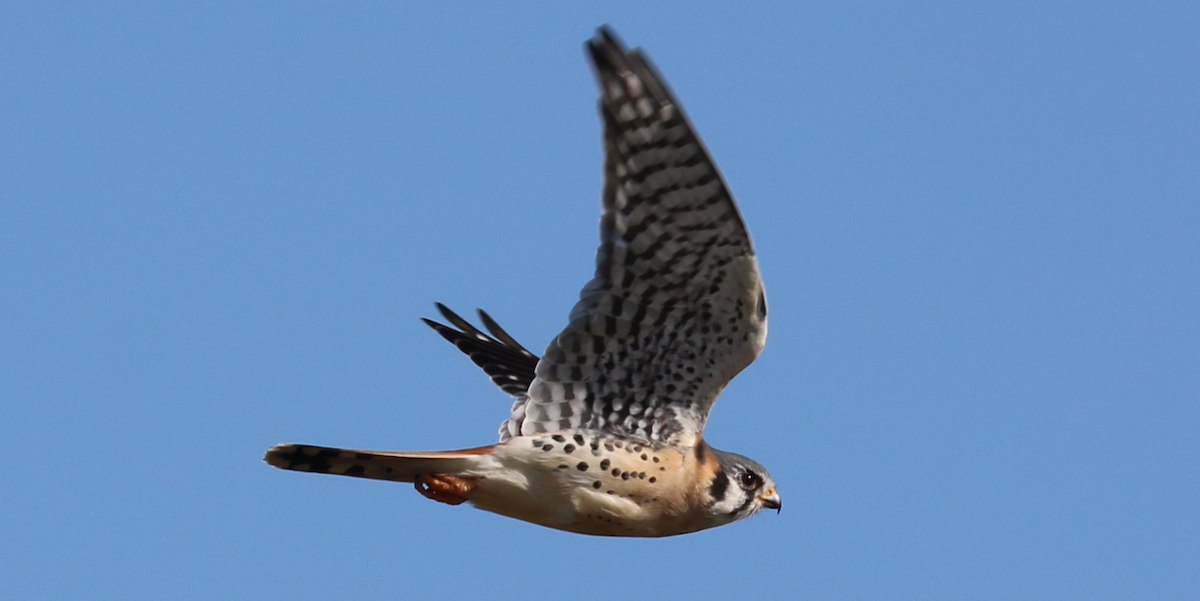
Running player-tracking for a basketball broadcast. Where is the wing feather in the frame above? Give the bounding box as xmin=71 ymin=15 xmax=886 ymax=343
xmin=423 ymin=303 xmax=539 ymax=397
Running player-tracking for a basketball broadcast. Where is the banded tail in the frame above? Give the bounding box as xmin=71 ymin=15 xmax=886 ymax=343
xmin=264 ymin=443 xmax=493 ymax=483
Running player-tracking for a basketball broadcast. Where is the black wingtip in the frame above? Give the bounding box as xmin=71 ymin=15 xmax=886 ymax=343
xmin=430 ymin=302 xmax=486 ymax=338
xmin=421 ymin=303 xmax=541 ymax=397
xmin=434 ymin=302 xmax=460 ymax=324
xmin=595 ymin=25 xmax=622 ymax=48
xmin=477 ymin=308 xmax=536 ymax=359
xmin=585 ymin=26 xmax=673 ymax=108
xmin=587 ymin=25 xmax=628 ymax=73
xmin=423 ymin=303 xmax=470 ymax=342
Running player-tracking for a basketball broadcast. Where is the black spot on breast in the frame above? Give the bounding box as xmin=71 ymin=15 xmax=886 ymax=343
xmin=574 ymin=434 xmax=585 ymax=445
xmin=542 ymin=445 xmax=554 ymax=452
xmin=709 ymin=470 xmax=730 ymax=502
xmin=564 ymin=444 xmax=576 ymax=454
xmin=612 ymin=469 xmax=621 ymax=477
xmin=649 ymin=477 xmax=657 ymax=483
xmin=600 ymin=459 xmax=611 ymax=470
xmin=552 ymin=435 xmax=566 ymax=443
xmin=576 ymin=462 xmax=589 ymax=471
xmin=593 ymin=481 xmax=602 ymax=489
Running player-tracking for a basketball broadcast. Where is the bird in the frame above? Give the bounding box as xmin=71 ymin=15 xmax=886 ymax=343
xmin=265 ymin=26 xmax=779 ymax=537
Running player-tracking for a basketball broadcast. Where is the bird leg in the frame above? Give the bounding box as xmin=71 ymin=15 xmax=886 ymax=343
xmin=414 ymin=474 xmax=476 ymax=506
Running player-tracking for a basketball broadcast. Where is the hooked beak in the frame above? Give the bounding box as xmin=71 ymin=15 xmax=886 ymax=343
xmin=760 ymin=489 xmax=781 ymax=514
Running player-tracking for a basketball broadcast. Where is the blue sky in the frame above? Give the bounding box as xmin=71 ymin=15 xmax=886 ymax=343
xmin=2 ymin=2 xmax=1197 ymax=599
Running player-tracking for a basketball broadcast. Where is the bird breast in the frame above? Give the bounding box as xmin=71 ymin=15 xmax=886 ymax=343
xmin=465 ymin=431 xmax=722 ymax=537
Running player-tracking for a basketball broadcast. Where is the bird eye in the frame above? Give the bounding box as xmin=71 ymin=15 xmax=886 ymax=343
xmin=738 ymin=471 xmax=761 ymax=490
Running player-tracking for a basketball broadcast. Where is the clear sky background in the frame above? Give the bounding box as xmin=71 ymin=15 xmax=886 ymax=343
xmin=2 ymin=2 xmax=1197 ymax=600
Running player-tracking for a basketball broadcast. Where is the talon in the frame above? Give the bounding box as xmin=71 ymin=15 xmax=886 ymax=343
xmin=414 ymin=474 xmax=475 ymax=506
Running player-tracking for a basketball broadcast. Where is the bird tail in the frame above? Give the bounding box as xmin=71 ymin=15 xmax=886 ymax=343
xmin=264 ymin=443 xmax=494 ymax=483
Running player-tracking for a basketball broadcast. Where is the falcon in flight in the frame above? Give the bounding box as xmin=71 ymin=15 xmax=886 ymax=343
xmin=265 ymin=26 xmax=778 ymax=537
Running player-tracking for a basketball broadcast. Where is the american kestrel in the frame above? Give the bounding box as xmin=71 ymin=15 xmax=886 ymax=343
xmin=265 ymin=26 xmax=780 ymax=537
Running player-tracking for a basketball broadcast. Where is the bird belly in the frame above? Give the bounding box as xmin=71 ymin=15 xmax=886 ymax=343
xmin=465 ymin=432 xmax=707 ymax=537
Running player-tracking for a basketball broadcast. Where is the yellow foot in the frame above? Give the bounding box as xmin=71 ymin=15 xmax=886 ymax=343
xmin=414 ymin=474 xmax=475 ymax=506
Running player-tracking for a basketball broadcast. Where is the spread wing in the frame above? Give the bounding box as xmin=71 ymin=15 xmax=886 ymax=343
xmin=507 ymin=27 xmax=767 ymax=447
xmin=423 ymin=303 xmax=539 ymax=397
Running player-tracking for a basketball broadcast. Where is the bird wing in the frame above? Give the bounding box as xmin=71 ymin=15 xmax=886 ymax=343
xmin=423 ymin=303 xmax=540 ymax=397
xmin=511 ymin=27 xmax=767 ymax=447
